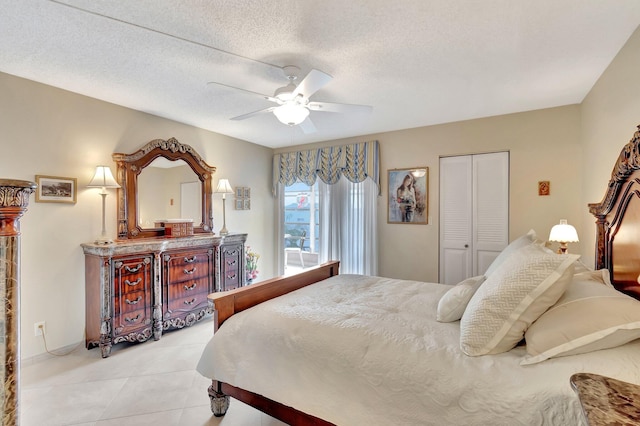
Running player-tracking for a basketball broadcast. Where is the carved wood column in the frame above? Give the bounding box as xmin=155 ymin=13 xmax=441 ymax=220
xmin=0 ymin=179 xmax=36 ymax=425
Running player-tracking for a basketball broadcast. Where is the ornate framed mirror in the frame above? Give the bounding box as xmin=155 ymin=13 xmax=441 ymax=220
xmin=113 ymin=138 xmax=216 ymax=239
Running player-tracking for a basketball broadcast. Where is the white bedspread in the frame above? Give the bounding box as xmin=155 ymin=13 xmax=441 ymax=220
xmin=197 ymin=274 xmax=640 ymax=425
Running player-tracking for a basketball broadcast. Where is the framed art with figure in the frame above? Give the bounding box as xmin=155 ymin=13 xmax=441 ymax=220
xmin=388 ymin=168 xmax=428 ymax=224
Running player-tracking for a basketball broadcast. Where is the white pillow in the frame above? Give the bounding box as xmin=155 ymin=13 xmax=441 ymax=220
xmin=436 ymin=276 xmax=486 ymax=322
xmin=484 ymin=229 xmax=537 ymax=276
xmin=521 ymin=278 xmax=640 ymax=365
xmin=460 ymin=244 xmax=578 ymax=356
xmin=573 ymin=268 xmax=613 ymax=287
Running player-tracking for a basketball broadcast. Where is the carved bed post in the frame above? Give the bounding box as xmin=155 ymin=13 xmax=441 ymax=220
xmin=0 ymin=179 xmax=36 ymax=425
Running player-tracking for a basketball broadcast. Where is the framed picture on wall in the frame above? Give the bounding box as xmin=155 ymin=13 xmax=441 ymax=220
xmin=244 ymin=187 xmax=251 ymax=199
xmin=235 ymin=199 xmax=244 ymax=210
xmin=35 ymin=175 xmax=77 ymax=204
xmin=243 ymin=199 xmax=251 ymax=210
xmin=387 ymin=168 xmax=428 ymax=224
xmin=235 ymin=187 xmax=245 ymax=199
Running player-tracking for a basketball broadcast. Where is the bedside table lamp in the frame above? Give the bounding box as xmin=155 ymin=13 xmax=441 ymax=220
xmin=549 ymin=219 xmax=579 ymax=254
xmin=215 ymin=178 xmax=234 ymax=235
xmin=88 ymin=166 xmax=121 ymax=244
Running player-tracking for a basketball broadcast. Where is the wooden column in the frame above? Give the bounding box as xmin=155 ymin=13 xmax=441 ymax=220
xmin=0 ymin=179 xmax=36 ymax=426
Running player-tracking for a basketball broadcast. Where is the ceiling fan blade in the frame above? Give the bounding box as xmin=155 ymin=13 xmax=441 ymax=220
xmin=207 ymin=81 xmax=278 ymax=103
xmin=292 ymin=69 xmax=332 ymax=99
xmin=230 ymin=107 xmax=276 ymax=121
xmin=308 ymin=101 xmax=372 ymax=114
xmin=298 ymin=116 xmax=317 ymax=134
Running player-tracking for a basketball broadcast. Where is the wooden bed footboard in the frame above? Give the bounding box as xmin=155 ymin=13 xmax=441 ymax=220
xmin=207 ymin=260 xmax=340 ymax=331
xmin=205 ymin=261 xmax=340 ymax=423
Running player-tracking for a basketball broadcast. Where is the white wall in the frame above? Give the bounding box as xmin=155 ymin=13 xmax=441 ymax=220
xmin=0 ymin=72 xmax=276 ymax=360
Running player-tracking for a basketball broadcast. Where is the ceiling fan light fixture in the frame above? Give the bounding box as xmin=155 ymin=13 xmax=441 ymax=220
xmin=274 ymin=103 xmax=309 ymax=126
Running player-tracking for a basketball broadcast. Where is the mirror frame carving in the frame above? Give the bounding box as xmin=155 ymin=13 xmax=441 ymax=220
xmin=113 ymin=137 xmax=216 ymax=239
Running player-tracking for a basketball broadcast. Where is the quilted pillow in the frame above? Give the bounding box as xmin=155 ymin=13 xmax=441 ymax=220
xmin=484 ymin=229 xmax=537 ymax=276
xmin=436 ymin=275 xmax=486 ymax=323
xmin=460 ymin=244 xmax=578 ymax=356
xmin=521 ymin=278 xmax=640 ymax=365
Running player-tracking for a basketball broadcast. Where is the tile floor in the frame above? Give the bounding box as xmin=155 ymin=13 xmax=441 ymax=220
xmin=20 ymin=319 xmax=286 ymax=426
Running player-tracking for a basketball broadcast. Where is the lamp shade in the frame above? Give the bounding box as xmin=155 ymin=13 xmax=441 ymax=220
xmin=87 ymin=166 xmax=120 ymax=189
xmin=549 ymin=219 xmax=579 ymax=242
xmin=215 ymin=178 xmax=234 ymax=194
xmin=273 ymin=103 xmax=309 ymax=126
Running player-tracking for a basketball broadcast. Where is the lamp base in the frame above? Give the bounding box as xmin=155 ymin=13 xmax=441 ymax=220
xmin=94 ymin=236 xmax=114 ymax=245
xmin=219 ymin=227 xmax=229 ymax=236
xmin=557 ymin=242 xmax=568 ymax=254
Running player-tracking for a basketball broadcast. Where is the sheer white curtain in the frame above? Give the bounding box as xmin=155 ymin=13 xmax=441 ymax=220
xmin=319 ymin=176 xmax=378 ymax=275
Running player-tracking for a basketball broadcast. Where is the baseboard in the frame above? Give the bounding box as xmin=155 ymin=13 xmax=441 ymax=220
xmin=20 ymin=340 xmax=84 ymax=367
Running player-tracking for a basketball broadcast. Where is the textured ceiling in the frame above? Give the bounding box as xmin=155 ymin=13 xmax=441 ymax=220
xmin=1 ymin=0 xmax=640 ymax=148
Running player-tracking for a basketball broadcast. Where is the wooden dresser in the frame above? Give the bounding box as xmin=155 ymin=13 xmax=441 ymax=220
xmin=82 ymin=233 xmax=246 ymax=357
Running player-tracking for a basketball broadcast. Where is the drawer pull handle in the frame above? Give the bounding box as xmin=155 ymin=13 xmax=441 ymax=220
xmin=125 ymin=264 xmax=142 ymax=273
xmin=125 ymin=296 xmax=143 ymax=305
xmin=125 ymin=314 xmax=141 ymax=323
xmin=226 ymin=273 xmax=237 ymax=279
xmin=183 ymin=267 xmax=197 ymax=275
xmin=226 ymin=259 xmax=237 ymax=265
xmin=184 ymin=282 xmax=197 ymax=291
xmin=184 ymin=298 xmax=197 ymax=305
xmin=184 ymin=256 xmax=197 ymax=263
xmin=124 ymin=278 xmax=142 ymax=286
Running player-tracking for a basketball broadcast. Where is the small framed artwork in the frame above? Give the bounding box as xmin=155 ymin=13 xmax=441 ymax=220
xmin=243 ymin=199 xmax=251 ymax=210
xmin=35 ymin=175 xmax=77 ymax=204
xmin=387 ymin=168 xmax=428 ymax=224
xmin=235 ymin=199 xmax=244 ymax=210
xmin=235 ymin=187 xmax=245 ymax=199
xmin=538 ymin=181 xmax=550 ymax=196
xmin=244 ymin=187 xmax=251 ymax=199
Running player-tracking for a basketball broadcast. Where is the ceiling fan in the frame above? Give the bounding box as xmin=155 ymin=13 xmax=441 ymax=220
xmin=208 ymin=66 xmax=372 ymax=133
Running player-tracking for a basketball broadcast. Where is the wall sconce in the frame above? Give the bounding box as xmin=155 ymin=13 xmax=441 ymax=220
xmin=87 ymin=165 xmax=120 ymax=244
xmin=215 ymin=178 xmax=234 ymax=235
xmin=549 ymin=219 xmax=579 ymax=254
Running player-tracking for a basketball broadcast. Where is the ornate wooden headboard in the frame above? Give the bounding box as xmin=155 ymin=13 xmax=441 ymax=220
xmin=589 ymin=125 xmax=640 ymax=299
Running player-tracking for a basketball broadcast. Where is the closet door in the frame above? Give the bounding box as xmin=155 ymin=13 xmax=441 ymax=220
xmin=473 ymin=152 xmax=509 ymax=275
xmin=439 ymin=152 xmax=509 ymax=284
xmin=439 ymin=156 xmax=473 ymax=285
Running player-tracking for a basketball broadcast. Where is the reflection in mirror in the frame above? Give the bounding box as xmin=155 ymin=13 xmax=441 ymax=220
xmin=137 ymin=158 xmax=202 ymax=228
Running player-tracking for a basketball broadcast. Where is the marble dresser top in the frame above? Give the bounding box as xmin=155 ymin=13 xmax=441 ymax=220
xmin=570 ymin=373 xmax=640 ymax=425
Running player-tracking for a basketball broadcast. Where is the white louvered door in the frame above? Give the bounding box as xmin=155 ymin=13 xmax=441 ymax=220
xmin=439 ymin=152 xmax=509 ymax=284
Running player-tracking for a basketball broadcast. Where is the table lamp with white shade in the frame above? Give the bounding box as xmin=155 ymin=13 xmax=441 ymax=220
xmin=549 ymin=219 xmax=579 ymax=254
xmin=87 ymin=165 xmax=121 ymax=244
xmin=215 ymin=178 xmax=234 ymax=235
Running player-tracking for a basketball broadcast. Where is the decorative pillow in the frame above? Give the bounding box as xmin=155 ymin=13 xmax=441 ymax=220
xmin=573 ymin=268 xmax=613 ymax=287
xmin=436 ymin=276 xmax=486 ymax=323
xmin=521 ymin=279 xmax=640 ymax=365
xmin=460 ymin=244 xmax=578 ymax=356
xmin=484 ymin=229 xmax=537 ymax=277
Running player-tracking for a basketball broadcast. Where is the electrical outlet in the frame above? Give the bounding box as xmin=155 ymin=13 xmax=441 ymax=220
xmin=34 ymin=321 xmax=45 ymax=336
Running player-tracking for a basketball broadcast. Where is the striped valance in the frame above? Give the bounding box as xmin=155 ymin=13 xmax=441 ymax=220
xmin=273 ymin=140 xmax=380 ymax=194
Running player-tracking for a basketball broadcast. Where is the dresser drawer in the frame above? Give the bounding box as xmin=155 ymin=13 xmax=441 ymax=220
xmin=166 ymin=291 xmax=208 ymax=314
xmin=112 ymin=306 xmax=152 ymax=337
xmin=113 ymin=256 xmax=152 ymax=294
xmin=220 ymin=243 xmax=242 ymax=290
xmin=114 ymin=290 xmax=150 ymax=316
xmin=164 ymin=250 xmax=212 ymax=284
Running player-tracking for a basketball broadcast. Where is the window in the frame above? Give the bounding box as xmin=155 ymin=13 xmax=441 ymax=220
xmin=283 ymin=181 xmax=320 ymax=269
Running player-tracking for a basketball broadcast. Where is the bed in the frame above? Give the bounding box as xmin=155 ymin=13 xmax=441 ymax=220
xmin=197 ymin=126 xmax=640 ymax=425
